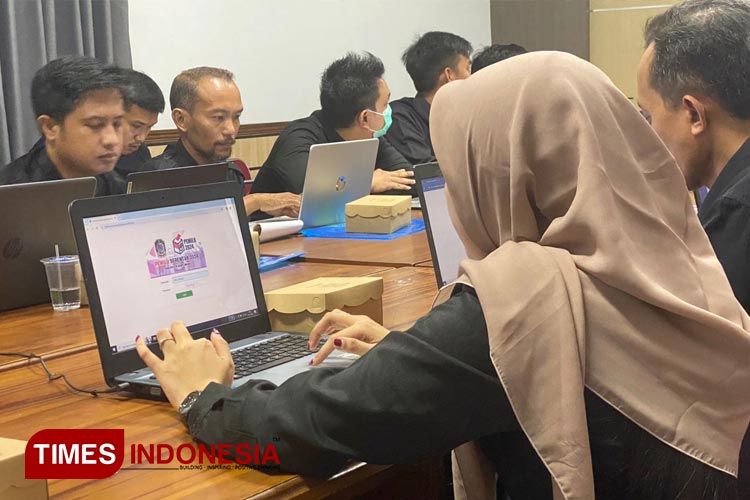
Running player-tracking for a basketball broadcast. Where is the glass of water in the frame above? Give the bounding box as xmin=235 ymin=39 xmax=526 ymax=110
xmin=40 ymin=255 xmax=81 ymax=311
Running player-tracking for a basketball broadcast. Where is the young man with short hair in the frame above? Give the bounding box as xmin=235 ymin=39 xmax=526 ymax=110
xmin=637 ymin=0 xmax=750 ymax=312
xmin=252 ymin=52 xmax=415 ymax=195
xmin=145 ymin=67 xmax=299 ymax=217
xmin=471 ymin=43 xmax=527 ymax=73
xmin=114 ymin=68 xmax=165 ymax=176
xmin=0 ymin=56 xmax=126 ymax=196
xmin=385 ymin=32 xmax=473 ymax=165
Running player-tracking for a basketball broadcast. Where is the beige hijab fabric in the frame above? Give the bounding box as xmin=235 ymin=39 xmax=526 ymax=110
xmin=430 ymin=51 xmax=750 ymax=500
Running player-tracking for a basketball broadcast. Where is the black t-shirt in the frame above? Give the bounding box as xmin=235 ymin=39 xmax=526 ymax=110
xmin=114 ymin=143 xmax=153 ymax=177
xmin=143 ymin=139 xmax=245 ymax=184
xmin=384 ymin=95 xmax=435 ymax=166
xmin=0 ymin=142 xmax=126 ymax=196
xmin=698 ymin=138 xmax=750 ymax=313
xmin=252 ymin=110 xmax=411 ymax=194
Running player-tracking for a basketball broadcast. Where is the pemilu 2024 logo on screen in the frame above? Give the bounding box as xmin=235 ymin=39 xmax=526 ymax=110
xmin=25 ymin=429 xmax=125 ymax=479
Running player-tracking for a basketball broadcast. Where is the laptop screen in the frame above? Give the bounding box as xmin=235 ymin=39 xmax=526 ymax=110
xmin=694 ymin=186 xmax=709 ymax=210
xmin=82 ymin=198 xmax=259 ymax=354
xmin=420 ymin=174 xmax=467 ymax=287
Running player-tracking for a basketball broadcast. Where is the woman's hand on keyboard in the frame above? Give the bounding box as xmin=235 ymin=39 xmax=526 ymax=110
xmin=308 ymin=310 xmax=389 ymax=366
xmin=135 ymin=321 xmax=235 ymax=410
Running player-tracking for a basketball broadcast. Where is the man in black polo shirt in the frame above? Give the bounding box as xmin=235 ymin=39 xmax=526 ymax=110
xmin=114 ymin=68 xmax=165 ymax=177
xmin=145 ymin=67 xmax=299 ymax=217
xmin=252 ymin=52 xmax=415 ymax=195
xmin=385 ymin=32 xmax=472 ymax=166
xmin=0 ymin=56 xmax=126 ymax=196
xmin=638 ymin=0 xmax=750 ymax=312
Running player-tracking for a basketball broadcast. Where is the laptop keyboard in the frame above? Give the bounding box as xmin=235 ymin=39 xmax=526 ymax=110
xmin=232 ymin=335 xmax=316 ymax=380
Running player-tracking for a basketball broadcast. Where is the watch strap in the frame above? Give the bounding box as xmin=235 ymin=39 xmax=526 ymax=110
xmin=178 ymin=390 xmax=202 ymax=424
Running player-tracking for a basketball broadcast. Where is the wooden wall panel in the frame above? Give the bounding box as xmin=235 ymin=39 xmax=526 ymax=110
xmin=147 ymin=144 xmax=166 ymax=157
xmin=589 ymin=1 xmax=678 ymax=99
xmin=591 ymin=0 xmax=675 ymax=9
xmin=490 ymin=0 xmax=590 ymax=59
xmin=145 ymin=122 xmax=287 ymax=145
xmin=146 ymin=136 xmax=278 ymax=171
xmin=232 ymin=135 xmax=278 ymax=169
xmin=489 ymin=0 xmax=679 ymax=102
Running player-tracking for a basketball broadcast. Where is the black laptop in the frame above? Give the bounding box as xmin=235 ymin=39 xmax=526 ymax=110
xmin=69 ymin=182 xmax=352 ymax=398
xmin=126 ymin=163 xmax=230 ymax=193
xmin=414 ymin=163 xmax=468 ymax=288
xmin=0 ymin=177 xmax=97 ymax=311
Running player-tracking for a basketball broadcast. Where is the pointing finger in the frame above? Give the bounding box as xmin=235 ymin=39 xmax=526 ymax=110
xmin=135 ymin=336 xmax=162 ymax=372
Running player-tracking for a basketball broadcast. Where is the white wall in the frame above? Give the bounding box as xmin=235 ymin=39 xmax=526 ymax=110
xmin=128 ymin=0 xmax=491 ymax=130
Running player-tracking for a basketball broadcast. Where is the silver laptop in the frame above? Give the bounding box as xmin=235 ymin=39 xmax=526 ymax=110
xmin=298 ymin=138 xmax=378 ymax=227
xmin=415 ymin=163 xmax=468 ymax=287
xmin=69 ymin=182 xmax=352 ymax=399
xmin=0 ymin=177 xmax=97 ymax=311
xmin=258 ymin=139 xmax=378 ymax=228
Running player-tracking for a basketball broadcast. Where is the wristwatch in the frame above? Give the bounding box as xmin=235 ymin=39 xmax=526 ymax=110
xmin=178 ymin=390 xmax=202 ymax=424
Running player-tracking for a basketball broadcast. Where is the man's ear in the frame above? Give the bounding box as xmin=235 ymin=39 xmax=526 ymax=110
xmin=356 ymin=109 xmax=370 ymax=129
xmin=172 ymin=108 xmax=189 ymax=133
xmin=444 ymin=66 xmax=458 ymax=82
xmin=683 ymin=95 xmax=708 ymax=137
xmin=37 ymin=115 xmax=60 ymax=141
xmin=435 ymin=67 xmax=451 ymax=86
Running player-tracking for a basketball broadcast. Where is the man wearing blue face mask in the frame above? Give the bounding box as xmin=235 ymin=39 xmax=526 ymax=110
xmin=252 ymin=52 xmax=414 ymax=196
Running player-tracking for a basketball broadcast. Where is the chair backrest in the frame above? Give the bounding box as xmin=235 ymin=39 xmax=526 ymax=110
xmin=229 ymin=158 xmax=253 ymax=195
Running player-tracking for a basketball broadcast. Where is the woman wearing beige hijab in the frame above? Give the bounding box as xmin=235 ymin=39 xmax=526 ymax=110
xmin=139 ymin=52 xmax=750 ymax=499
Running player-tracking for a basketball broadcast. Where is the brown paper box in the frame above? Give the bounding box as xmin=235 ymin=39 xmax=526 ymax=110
xmin=0 ymin=437 xmax=48 ymax=500
xmin=345 ymin=195 xmax=412 ymax=234
xmin=265 ymin=277 xmax=383 ymax=334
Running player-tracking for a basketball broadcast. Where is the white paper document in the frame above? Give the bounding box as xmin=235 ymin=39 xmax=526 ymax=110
xmin=251 ymin=218 xmax=304 ymax=242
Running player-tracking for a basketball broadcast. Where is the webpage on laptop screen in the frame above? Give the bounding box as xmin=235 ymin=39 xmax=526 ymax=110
xmin=422 ymin=177 xmax=467 ymax=286
xmin=83 ymin=199 xmax=258 ymax=354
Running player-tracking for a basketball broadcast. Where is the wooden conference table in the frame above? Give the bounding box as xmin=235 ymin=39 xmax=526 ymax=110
xmin=261 ymin=210 xmax=432 ymax=268
xmin=0 ymin=229 xmax=442 ymax=499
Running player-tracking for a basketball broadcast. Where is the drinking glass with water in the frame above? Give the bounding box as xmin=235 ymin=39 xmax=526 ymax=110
xmin=40 ymin=255 xmax=81 ymax=311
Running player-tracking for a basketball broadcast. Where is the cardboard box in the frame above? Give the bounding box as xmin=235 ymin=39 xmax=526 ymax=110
xmin=0 ymin=437 xmax=48 ymax=500
xmin=265 ymin=277 xmax=383 ymax=334
xmin=345 ymin=195 xmax=411 ymax=234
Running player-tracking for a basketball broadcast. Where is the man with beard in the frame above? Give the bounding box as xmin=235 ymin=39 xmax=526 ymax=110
xmin=146 ymin=67 xmax=299 ymax=217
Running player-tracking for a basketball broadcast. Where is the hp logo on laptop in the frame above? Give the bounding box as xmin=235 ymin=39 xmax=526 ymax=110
xmin=335 ymin=176 xmax=347 ymax=192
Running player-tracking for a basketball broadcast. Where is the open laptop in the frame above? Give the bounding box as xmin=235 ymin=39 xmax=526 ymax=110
xmin=69 ymin=182 xmax=352 ymax=399
xmin=126 ymin=162 xmax=230 ymax=193
xmin=694 ymin=186 xmax=709 ymax=210
xmin=0 ymin=177 xmax=97 ymax=311
xmin=259 ymin=138 xmax=378 ymax=228
xmin=415 ymin=163 xmax=468 ymax=288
